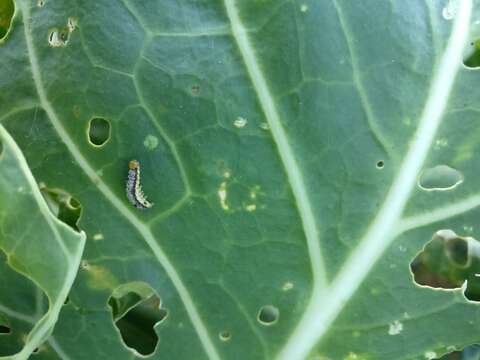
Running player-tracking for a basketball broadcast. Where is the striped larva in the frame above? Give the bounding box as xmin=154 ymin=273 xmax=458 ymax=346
xmin=126 ymin=160 xmax=153 ymax=209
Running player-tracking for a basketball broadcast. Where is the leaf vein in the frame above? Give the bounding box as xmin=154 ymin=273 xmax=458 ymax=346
xmin=224 ymin=0 xmax=328 ymax=290
xmin=18 ymin=3 xmax=219 ymax=359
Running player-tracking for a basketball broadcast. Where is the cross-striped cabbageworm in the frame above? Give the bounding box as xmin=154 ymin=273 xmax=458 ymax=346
xmin=126 ymin=160 xmax=153 ymax=209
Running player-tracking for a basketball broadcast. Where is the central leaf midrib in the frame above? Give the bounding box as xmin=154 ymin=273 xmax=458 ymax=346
xmin=18 ymin=4 xmax=220 ymax=360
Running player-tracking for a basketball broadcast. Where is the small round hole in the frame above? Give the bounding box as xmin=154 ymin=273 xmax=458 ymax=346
xmin=219 ymin=331 xmax=231 ymax=341
xmin=68 ymin=197 xmax=81 ymax=209
xmin=81 ymin=259 xmax=90 ymax=269
xmin=0 ymin=325 xmax=11 ymax=334
xmin=87 ymin=117 xmax=111 ymax=147
xmin=257 ymin=305 xmax=279 ymax=326
xmin=376 ymin=161 xmax=384 ymax=169
xmin=191 ymin=84 xmax=200 ymax=94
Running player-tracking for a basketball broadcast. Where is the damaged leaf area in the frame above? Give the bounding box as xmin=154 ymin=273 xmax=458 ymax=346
xmin=0 ymin=0 xmax=14 ymax=41
xmin=411 ymin=229 xmax=480 ymax=301
xmin=1 ymin=0 xmax=480 ymax=359
xmin=0 ymin=125 xmax=85 ymax=359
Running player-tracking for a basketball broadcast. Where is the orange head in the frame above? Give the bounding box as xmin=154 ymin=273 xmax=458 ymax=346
xmin=128 ymin=160 xmax=140 ymax=170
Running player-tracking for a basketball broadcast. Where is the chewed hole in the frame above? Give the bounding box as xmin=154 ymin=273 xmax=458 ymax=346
xmin=41 ymin=187 xmax=82 ymax=231
xmin=257 ymin=305 xmax=279 ymax=326
xmin=108 ymin=282 xmax=167 ymax=356
xmin=47 ymin=17 xmax=76 ymax=47
xmin=418 ymin=165 xmax=463 ymax=191
xmin=48 ymin=28 xmax=70 ymax=47
xmin=0 ymin=0 xmax=14 ymax=41
xmin=464 ymin=39 xmax=480 ymax=68
xmin=87 ymin=117 xmax=111 ymax=147
xmin=219 ymin=331 xmax=231 ymax=342
xmin=191 ymin=84 xmax=200 ymax=94
xmin=68 ymin=197 xmax=80 ymax=209
xmin=0 ymin=325 xmax=11 ymax=334
xmin=410 ymin=229 xmax=480 ymax=301
xmin=376 ymin=160 xmax=384 ymax=169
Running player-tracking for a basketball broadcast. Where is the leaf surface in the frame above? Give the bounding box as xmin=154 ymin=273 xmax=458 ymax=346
xmin=0 ymin=125 xmax=85 ymax=359
xmin=1 ymin=0 xmax=480 ymax=359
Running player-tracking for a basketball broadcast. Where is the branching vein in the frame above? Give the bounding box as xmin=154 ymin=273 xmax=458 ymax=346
xmin=18 ymin=3 xmax=219 ymax=359
xmin=224 ymin=0 xmax=328 ymax=290
xmin=277 ymin=1 xmax=472 ymax=358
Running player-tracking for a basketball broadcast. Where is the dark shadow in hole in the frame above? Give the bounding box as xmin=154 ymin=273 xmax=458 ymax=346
xmin=219 ymin=330 xmax=231 ymax=342
xmin=191 ymin=84 xmax=200 ymax=94
xmin=87 ymin=117 xmax=111 ymax=147
xmin=0 ymin=0 xmax=14 ymax=41
xmin=257 ymin=305 xmax=279 ymax=326
xmin=438 ymin=344 xmax=480 ymax=359
xmin=40 ymin=187 xmax=82 ymax=231
xmin=376 ymin=160 xmax=384 ymax=169
xmin=0 ymin=250 xmax=48 ymax=356
xmin=108 ymin=282 xmax=167 ymax=356
xmin=410 ymin=229 xmax=480 ymax=301
xmin=464 ymin=40 xmax=480 ymax=68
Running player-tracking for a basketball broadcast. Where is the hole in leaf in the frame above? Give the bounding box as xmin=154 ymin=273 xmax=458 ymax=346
xmin=80 ymin=259 xmax=90 ymax=270
xmin=219 ymin=331 xmax=231 ymax=342
xmin=464 ymin=39 xmax=480 ymax=68
xmin=63 ymin=296 xmax=70 ymax=305
xmin=0 ymin=325 xmax=10 ymax=334
xmin=257 ymin=305 xmax=279 ymax=326
xmin=40 ymin=187 xmax=82 ymax=231
xmin=48 ymin=18 xmax=75 ymax=47
xmin=87 ymin=117 xmax=111 ymax=147
xmin=418 ymin=165 xmax=463 ymax=191
xmin=191 ymin=84 xmax=200 ymax=94
xmin=445 ymin=344 xmax=480 ymax=359
xmin=108 ymin=282 xmax=167 ymax=356
xmin=48 ymin=28 xmax=70 ymax=47
xmin=376 ymin=160 xmax=384 ymax=169
xmin=411 ymin=229 xmax=480 ymax=301
xmin=0 ymin=250 xmax=48 ymax=355
xmin=0 ymin=0 xmax=14 ymax=41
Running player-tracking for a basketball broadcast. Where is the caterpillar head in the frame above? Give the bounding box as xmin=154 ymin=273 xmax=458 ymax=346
xmin=128 ymin=160 xmax=140 ymax=170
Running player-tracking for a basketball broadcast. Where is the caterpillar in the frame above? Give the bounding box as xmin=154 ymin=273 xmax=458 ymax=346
xmin=126 ymin=160 xmax=154 ymax=209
